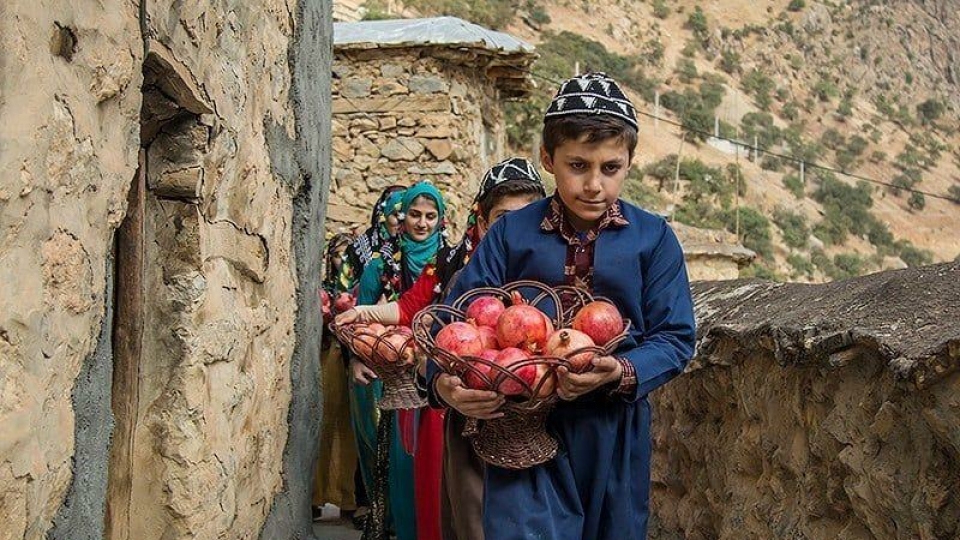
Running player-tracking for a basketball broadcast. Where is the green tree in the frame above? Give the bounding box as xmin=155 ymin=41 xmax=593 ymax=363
xmin=774 ymin=208 xmax=809 ymax=249
xmin=917 ymin=98 xmax=945 ymax=125
xmin=908 ymin=191 xmax=926 ymax=211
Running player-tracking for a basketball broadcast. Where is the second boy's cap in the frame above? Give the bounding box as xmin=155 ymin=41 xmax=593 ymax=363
xmin=476 ymin=157 xmax=546 ymax=204
xmin=544 ymin=72 xmax=639 ymax=131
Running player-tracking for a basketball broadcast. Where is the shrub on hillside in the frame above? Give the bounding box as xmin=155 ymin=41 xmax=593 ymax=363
xmin=787 ymin=0 xmax=806 ymax=12
xmin=783 ymin=173 xmax=805 ymax=199
xmin=908 ymin=191 xmax=926 ymax=211
xmin=720 ymin=49 xmax=741 ymax=74
xmin=686 ymin=6 xmax=709 ymax=42
xmin=721 ymin=206 xmax=773 ymax=259
xmin=774 ymin=208 xmax=810 ymax=249
xmin=917 ymin=98 xmax=945 ymax=125
xmin=653 ymin=0 xmax=670 ymax=19
xmin=832 ymin=253 xmax=866 ymax=279
xmin=949 ymin=185 xmax=960 ymax=204
xmin=742 ymin=69 xmax=775 ymax=110
xmin=896 ymin=241 xmax=933 ymax=267
xmin=787 ymin=254 xmax=814 ymax=278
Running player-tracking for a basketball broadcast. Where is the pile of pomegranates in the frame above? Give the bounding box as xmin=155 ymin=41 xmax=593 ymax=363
xmin=346 ymin=323 xmax=415 ymax=366
xmin=433 ymin=292 xmax=626 ymax=398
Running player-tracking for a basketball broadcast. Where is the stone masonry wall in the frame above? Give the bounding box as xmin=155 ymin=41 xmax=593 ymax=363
xmin=329 ymin=48 xmax=507 ymax=239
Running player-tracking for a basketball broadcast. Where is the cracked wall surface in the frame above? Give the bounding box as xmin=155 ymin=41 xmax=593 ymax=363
xmin=0 ymin=1 xmax=330 ymax=539
xmin=0 ymin=2 xmax=142 ymax=539
xmin=649 ymin=263 xmax=960 ymax=540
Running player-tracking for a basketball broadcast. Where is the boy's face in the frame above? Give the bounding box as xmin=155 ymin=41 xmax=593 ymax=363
xmin=476 ymin=193 xmax=540 ymax=237
xmin=541 ymin=136 xmax=631 ymax=230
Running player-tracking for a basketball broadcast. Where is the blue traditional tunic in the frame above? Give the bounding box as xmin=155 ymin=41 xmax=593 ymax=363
xmin=437 ymin=197 xmax=696 ymax=540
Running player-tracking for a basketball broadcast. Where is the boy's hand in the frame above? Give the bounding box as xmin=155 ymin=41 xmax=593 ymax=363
xmin=435 ymin=374 xmax=505 ymax=420
xmin=350 ymin=358 xmax=378 ymax=385
xmin=556 ymin=356 xmax=623 ymax=401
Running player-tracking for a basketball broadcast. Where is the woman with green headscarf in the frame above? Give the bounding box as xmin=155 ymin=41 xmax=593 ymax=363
xmin=352 ymin=181 xmax=446 ymax=540
xmin=347 ymin=187 xmax=406 ymax=533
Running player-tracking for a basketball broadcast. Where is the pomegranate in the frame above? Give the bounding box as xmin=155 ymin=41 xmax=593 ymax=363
xmin=376 ymin=330 xmax=413 ymax=364
xmin=320 ymin=292 xmax=332 ymax=323
xmin=465 ymin=295 xmax=506 ymax=328
xmin=334 ymin=292 xmax=356 ymax=313
xmin=496 ymin=294 xmax=552 ymax=353
xmin=436 ymin=322 xmax=483 ymax=357
xmin=464 ymin=349 xmax=498 ymax=390
xmin=532 ymin=364 xmax=556 ymax=398
xmin=572 ymin=301 xmax=625 ymax=347
xmin=477 ymin=326 xmax=499 ymax=350
xmin=545 ymin=329 xmax=597 ymax=373
xmin=494 ymin=348 xmax=535 ymax=396
xmin=353 ymin=332 xmax=378 ymax=360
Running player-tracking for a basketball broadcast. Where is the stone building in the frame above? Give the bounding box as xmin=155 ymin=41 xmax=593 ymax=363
xmin=328 ymin=17 xmax=536 ymax=238
xmin=672 ymin=222 xmax=755 ymax=281
xmin=0 ymin=2 xmax=330 ymax=539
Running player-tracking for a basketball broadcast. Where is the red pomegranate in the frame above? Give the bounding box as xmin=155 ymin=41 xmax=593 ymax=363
xmin=572 ymin=301 xmax=625 ymax=347
xmin=436 ymin=322 xmax=483 ymax=357
xmin=334 ymin=292 xmax=356 ymax=313
xmin=545 ymin=329 xmax=597 ymax=373
xmin=477 ymin=326 xmax=499 ymax=350
xmin=532 ymin=364 xmax=556 ymax=398
xmin=464 ymin=349 xmax=498 ymax=390
xmin=494 ymin=348 xmax=535 ymax=396
xmin=496 ymin=293 xmax=552 ymax=353
xmin=320 ymin=290 xmax=332 ymax=322
xmin=465 ymin=295 xmax=506 ymax=328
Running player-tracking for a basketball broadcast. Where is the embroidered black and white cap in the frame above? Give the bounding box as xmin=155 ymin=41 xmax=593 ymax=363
xmin=544 ymin=72 xmax=638 ymax=130
xmin=476 ymin=157 xmax=546 ymax=203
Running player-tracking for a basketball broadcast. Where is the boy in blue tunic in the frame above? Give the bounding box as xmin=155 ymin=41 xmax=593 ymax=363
xmin=430 ymin=72 xmax=697 ymax=540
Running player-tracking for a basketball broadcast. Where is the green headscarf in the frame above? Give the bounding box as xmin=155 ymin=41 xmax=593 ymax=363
xmin=398 ymin=181 xmax=446 ymax=279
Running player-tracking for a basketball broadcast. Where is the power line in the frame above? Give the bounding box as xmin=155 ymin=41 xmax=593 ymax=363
xmin=511 ymin=66 xmax=957 ymax=202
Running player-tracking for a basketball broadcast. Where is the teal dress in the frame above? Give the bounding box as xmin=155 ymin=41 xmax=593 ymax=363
xmin=348 ymin=189 xmax=405 ymax=520
xmin=357 ymin=182 xmax=446 ymax=540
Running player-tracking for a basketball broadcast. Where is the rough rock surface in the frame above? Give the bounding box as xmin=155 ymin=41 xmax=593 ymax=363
xmin=0 ymin=3 xmax=142 ymax=539
xmin=327 ymin=48 xmax=518 ymax=239
xmin=0 ymin=1 xmax=329 ymax=540
xmin=649 ymin=262 xmax=960 ymax=540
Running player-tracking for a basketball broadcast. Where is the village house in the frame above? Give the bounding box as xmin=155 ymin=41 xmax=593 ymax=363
xmin=328 ymin=16 xmax=536 ymax=239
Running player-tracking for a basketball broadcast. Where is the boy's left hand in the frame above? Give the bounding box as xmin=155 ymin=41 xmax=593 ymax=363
xmin=556 ymin=356 xmax=623 ymax=401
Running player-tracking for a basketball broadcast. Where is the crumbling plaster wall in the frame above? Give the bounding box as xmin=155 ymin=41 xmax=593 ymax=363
xmin=328 ymin=48 xmax=506 ymax=238
xmin=0 ymin=1 xmax=329 ymax=539
xmin=0 ymin=2 xmax=143 ymax=539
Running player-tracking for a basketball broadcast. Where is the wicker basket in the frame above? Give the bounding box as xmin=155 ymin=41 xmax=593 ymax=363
xmin=413 ymin=281 xmax=629 ymax=469
xmin=332 ymin=323 xmax=426 ymax=410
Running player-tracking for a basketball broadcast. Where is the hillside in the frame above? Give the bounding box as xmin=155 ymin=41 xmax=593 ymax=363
xmin=361 ymin=0 xmax=960 ymax=282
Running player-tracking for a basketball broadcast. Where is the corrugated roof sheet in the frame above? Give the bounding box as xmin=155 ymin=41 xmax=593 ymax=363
xmin=334 ymin=16 xmax=535 ymax=54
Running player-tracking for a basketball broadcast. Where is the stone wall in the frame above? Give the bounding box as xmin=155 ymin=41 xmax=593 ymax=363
xmin=329 ymin=48 xmax=508 ymax=239
xmin=649 ymin=263 xmax=960 ymax=540
xmin=0 ymin=1 xmax=329 ymax=539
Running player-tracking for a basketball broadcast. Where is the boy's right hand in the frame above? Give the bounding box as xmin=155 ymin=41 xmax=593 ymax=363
xmin=350 ymin=358 xmax=378 ymax=385
xmin=435 ymin=374 xmax=505 ymax=420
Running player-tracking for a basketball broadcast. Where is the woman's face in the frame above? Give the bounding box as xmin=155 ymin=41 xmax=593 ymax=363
xmin=404 ymin=196 xmax=440 ymax=242
xmin=331 ymin=248 xmax=346 ymax=271
xmin=385 ymin=214 xmax=401 ymax=236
